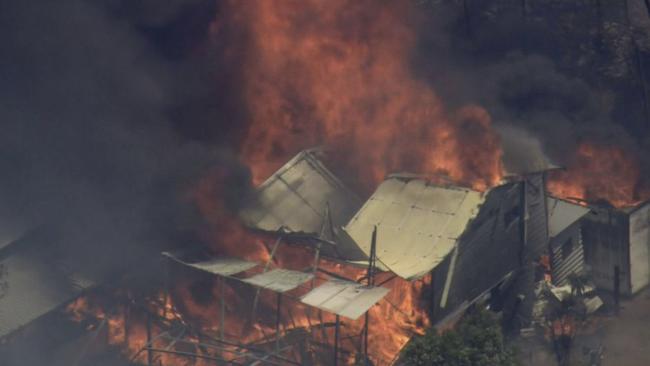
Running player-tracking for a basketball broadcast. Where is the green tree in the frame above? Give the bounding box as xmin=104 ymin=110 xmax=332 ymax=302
xmin=401 ymin=308 xmax=517 ymax=366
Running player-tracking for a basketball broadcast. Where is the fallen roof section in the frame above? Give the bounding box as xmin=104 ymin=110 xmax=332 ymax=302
xmin=300 ymin=280 xmax=390 ymax=320
xmin=547 ymin=197 xmax=591 ymax=238
xmin=239 ymin=149 xmax=363 ymax=258
xmin=241 ymin=269 xmax=314 ymax=293
xmin=342 ymin=176 xmax=486 ymax=280
xmin=0 ymin=251 xmax=96 ymax=339
xmin=162 ymin=252 xmax=258 ymax=276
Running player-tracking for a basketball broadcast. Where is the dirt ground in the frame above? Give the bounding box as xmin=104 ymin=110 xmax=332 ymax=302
xmin=515 ymin=288 xmax=650 ymax=366
xmin=590 ymin=289 xmax=650 ymax=366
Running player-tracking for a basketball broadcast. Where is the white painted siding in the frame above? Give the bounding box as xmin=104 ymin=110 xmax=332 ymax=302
xmin=630 ymin=203 xmax=650 ymax=294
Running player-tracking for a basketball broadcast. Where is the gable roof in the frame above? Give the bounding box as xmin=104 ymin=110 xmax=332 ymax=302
xmin=342 ymin=176 xmax=486 ymax=280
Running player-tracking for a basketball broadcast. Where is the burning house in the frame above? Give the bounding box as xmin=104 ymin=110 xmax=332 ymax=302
xmin=239 ymin=151 xmax=547 ymax=326
xmin=0 ymin=149 xmax=567 ymax=365
xmin=3 ymin=144 xmax=643 ymax=365
xmin=237 ymin=151 xmax=563 ymax=335
xmin=5 ymin=1 xmax=650 ymax=364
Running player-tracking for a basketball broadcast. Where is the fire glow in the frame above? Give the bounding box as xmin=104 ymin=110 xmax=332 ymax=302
xmin=547 ymin=142 xmax=649 ymax=208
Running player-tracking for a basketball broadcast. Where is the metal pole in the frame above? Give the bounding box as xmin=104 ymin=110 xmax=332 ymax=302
xmin=146 ymin=311 xmax=153 ymax=366
xmin=164 ymin=257 xmax=170 ymax=320
xmin=364 ymin=226 xmax=377 ymax=365
xmin=334 ymin=315 xmax=340 ymax=366
xmin=124 ymin=302 xmax=129 ymax=347
xmin=276 ymin=293 xmax=282 ymax=353
xmin=614 ymin=265 xmax=620 ymax=314
xmin=220 ymin=277 xmax=226 ymax=341
xmin=252 ymin=236 xmax=282 ymax=318
xmin=429 ymin=272 xmax=436 ymax=320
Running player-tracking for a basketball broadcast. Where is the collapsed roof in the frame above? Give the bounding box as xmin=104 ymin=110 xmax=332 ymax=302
xmin=341 ymin=176 xmax=486 ymax=280
xmin=0 ymin=246 xmax=97 ymax=339
xmin=338 ymin=175 xmax=525 ymax=324
xmin=239 ymin=149 xmax=366 ymax=259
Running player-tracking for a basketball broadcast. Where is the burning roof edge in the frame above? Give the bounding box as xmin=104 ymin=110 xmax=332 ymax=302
xmin=620 ymin=197 xmax=650 ymax=214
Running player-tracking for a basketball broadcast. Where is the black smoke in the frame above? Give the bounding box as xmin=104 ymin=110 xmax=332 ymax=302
xmin=0 ymin=0 xmax=251 ymax=276
xmin=414 ymin=0 xmax=650 ymax=183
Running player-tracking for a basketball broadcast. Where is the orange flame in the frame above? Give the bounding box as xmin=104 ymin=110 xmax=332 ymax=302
xmin=548 ymin=142 xmax=649 ymax=208
xmin=219 ymin=0 xmax=503 ymax=192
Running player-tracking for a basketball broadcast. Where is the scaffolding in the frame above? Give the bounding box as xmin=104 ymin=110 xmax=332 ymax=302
xmin=124 ymin=226 xmax=386 ymax=366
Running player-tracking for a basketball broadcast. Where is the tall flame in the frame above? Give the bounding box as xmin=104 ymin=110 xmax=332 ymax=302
xmin=221 ymin=0 xmax=503 ymax=192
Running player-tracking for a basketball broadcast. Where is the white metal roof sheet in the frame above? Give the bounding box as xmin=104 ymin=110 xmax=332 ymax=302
xmin=342 ymin=178 xmax=485 ymax=280
xmin=239 ymin=150 xmax=362 ymax=237
xmin=162 ymin=252 xmax=258 ymax=276
xmin=241 ymin=269 xmax=314 ymax=293
xmin=300 ymin=280 xmax=390 ymax=320
xmin=547 ymin=197 xmax=591 ymax=238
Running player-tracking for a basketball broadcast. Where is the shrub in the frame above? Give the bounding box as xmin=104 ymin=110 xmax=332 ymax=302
xmin=401 ymin=308 xmax=517 ymax=366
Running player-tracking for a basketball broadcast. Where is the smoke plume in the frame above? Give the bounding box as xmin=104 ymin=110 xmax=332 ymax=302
xmin=0 ymin=0 xmax=250 ymax=275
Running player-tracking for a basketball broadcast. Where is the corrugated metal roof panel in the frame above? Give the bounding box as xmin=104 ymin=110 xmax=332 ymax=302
xmin=300 ymin=280 xmax=390 ymax=320
xmin=163 ymin=252 xmax=258 ymax=276
xmin=343 ymin=177 xmax=486 ymax=280
xmin=239 ymin=150 xmax=362 ymax=237
xmin=0 ymin=252 xmax=96 ymax=338
xmin=547 ymin=197 xmax=591 ymax=238
xmin=241 ymin=269 xmax=313 ymax=293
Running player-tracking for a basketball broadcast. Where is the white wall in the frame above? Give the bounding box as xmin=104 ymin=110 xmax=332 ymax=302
xmin=630 ymin=203 xmax=650 ymax=294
